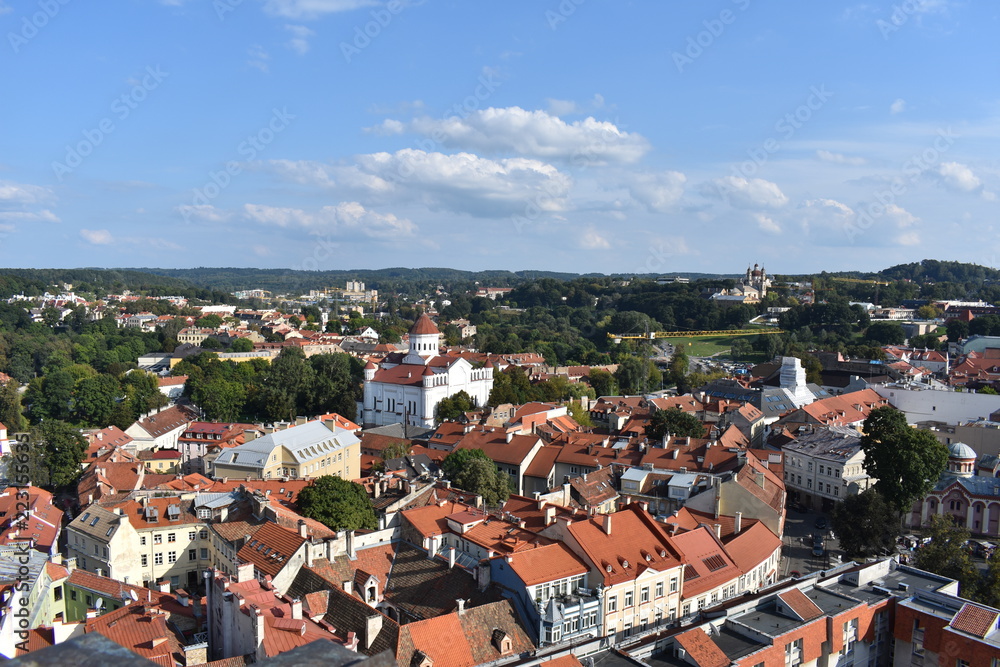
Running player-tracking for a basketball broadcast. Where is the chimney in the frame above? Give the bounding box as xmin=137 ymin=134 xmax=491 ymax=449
xmin=364 ymin=613 xmax=383 ymax=649
xmin=297 ymin=519 xmax=308 ymax=539
xmin=291 ymin=598 xmax=302 ymax=620
xmin=176 ymin=589 xmax=189 ymax=607
xmin=456 ymin=599 xmax=465 ymax=615
xmin=158 ymin=580 xmax=171 ymax=593
xmin=448 ymin=546 xmax=457 ymax=569
xmin=347 ymin=530 xmax=357 ymax=560
xmin=602 ymin=513 xmax=612 ymax=535
xmin=734 ymin=512 xmax=742 ymax=534
xmin=506 ymin=432 xmax=513 ymax=443
xmin=544 ymin=505 xmax=556 ymax=526
xmin=713 ymin=523 xmax=721 ymax=539
xmin=343 ymin=580 xmax=353 ymax=595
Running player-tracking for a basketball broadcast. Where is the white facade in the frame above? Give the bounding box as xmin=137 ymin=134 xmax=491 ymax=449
xmin=362 ymin=316 xmax=493 ymax=428
xmin=874 ymin=382 xmax=1000 ymax=425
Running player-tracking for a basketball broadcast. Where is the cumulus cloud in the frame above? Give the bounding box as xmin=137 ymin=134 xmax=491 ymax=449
xmin=247 ymin=45 xmax=270 ymax=73
xmin=0 ymin=180 xmax=50 ymax=204
xmin=754 ymin=212 xmax=782 ymax=235
xmin=267 ymin=149 xmax=574 ymax=218
xmin=890 ymin=98 xmax=906 ymax=115
xmin=0 ymin=209 xmax=60 ymax=223
xmin=177 ymin=204 xmax=231 ymax=223
xmin=937 ymin=161 xmax=982 ymax=192
xmin=262 ymin=0 xmax=378 ymax=19
xmin=242 ymin=201 xmax=415 ymax=239
xmin=579 ymin=227 xmax=611 ymax=250
xmin=627 ymin=171 xmax=686 ymax=213
xmin=80 ymin=229 xmax=114 ymax=245
xmin=801 ymin=198 xmax=920 ymax=247
xmin=370 ymin=107 xmax=649 ymax=164
xmin=816 ymin=150 xmax=867 ymax=166
xmin=285 ymin=24 xmax=315 ymax=54
xmin=706 ymin=176 xmax=788 ymax=209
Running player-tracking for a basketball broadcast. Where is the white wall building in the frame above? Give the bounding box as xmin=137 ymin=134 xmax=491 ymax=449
xmin=362 ymin=315 xmax=494 ymax=428
xmin=781 ymin=425 xmax=873 ymax=512
xmin=874 ymin=382 xmax=1000 ymax=425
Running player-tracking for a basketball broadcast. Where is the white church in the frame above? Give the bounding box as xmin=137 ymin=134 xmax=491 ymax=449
xmin=361 ymin=314 xmax=494 ymax=428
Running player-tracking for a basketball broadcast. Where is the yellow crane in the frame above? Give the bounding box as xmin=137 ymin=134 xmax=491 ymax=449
xmin=609 ymin=329 xmax=785 ymax=343
xmin=830 ymin=277 xmax=889 ymax=286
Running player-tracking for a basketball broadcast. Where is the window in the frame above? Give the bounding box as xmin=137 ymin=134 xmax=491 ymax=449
xmin=140 ymin=536 xmax=147 ymax=546
xmin=655 ymin=582 xmax=664 ymax=598
xmin=198 ymin=509 xmax=211 ymax=519
xmin=669 ymin=577 xmax=678 ymax=593
xmin=200 ymin=530 xmax=208 ymax=540
xmin=141 ymin=555 xmax=148 ymax=567
xmin=53 ymin=586 xmax=62 ymax=601
xmin=168 ymin=551 xmax=177 ymax=563
xmin=785 ymin=638 xmax=803 ymax=667
xmin=188 ymin=531 xmax=196 ymax=541
xmin=189 ymin=549 xmax=197 ymax=561
xmin=167 ymin=533 xmax=176 ymax=543
xmin=154 ymin=534 xmax=162 ymax=545
xmin=834 ymin=487 xmax=839 ymax=497
xmin=624 ymin=590 xmax=633 ymax=607
xmin=154 ymin=553 xmax=164 ymax=565
xmin=641 ymin=587 xmax=650 ymax=603
xmin=682 ymin=602 xmax=690 ymax=616
xmin=607 ymin=595 xmax=618 ymax=613
xmin=201 ymin=548 xmax=209 ymax=559
xmin=842 ymin=618 xmax=858 ymax=656
xmin=86 ymin=595 xmax=93 ymax=607
xmin=70 ymin=589 xmax=77 ymax=601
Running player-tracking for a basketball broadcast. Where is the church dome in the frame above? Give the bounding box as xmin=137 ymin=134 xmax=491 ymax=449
xmin=948 ymin=442 xmax=977 ymax=460
xmin=410 ymin=314 xmax=440 ymax=336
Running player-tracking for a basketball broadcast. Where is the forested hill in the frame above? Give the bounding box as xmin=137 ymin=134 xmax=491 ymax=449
xmin=877 ymin=260 xmax=1000 ymax=284
xmin=0 ymin=268 xmax=239 ymax=303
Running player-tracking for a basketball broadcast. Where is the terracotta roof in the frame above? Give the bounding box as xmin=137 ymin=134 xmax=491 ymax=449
xmin=505 ymin=542 xmax=589 ymax=586
xmin=778 ymin=588 xmax=823 ymax=621
xmin=951 ymin=602 xmax=1000 ymax=638
xmin=0 ymin=485 xmax=62 ymax=552
xmin=133 ymin=405 xmax=198 ymax=438
xmin=671 ymin=526 xmax=741 ymax=598
xmin=675 ymin=628 xmax=729 ymax=667
xmin=157 ymin=375 xmax=188 ymax=387
xmin=524 ymin=445 xmax=561 ymax=479
xmin=796 ymin=389 xmax=888 ymax=426
xmin=237 ymin=522 xmax=306 ymax=577
xmin=410 ymin=314 xmax=440 ymax=336
xmin=540 ymin=656 xmax=584 ymax=667
xmin=724 ymin=521 xmax=782 ymax=575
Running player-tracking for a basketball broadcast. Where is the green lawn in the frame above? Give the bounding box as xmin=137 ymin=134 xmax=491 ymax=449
xmin=667 ymin=336 xmax=735 ymax=357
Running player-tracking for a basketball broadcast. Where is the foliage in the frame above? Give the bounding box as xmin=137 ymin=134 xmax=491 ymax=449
xmin=29 ymin=420 xmax=87 ymax=488
xmin=587 ymin=369 xmax=619 ymax=397
xmin=441 ymin=448 xmax=493 ymax=479
xmin=437 ymin=390 xmax=476 ymax=422
xmin=567 ymin=400 xmax=594 ymax=427
xmin=380 ymin=441 xmax=412 ymax=461
xmin=230 ymin=337 xmax=254 ymax=353
xmin=915 ymin=516 xmax=980 ymax=595
xmin=645 ymin=407 xmax=706 ymax=440
xmin=454 ymin=457 xmax=512 ymax=506
xmin=831 ymin=489 xmax=900 ymax=557
xmin=298 ymin=475 xmax=378 ymax=531
xmin=0 ymin=379 xmax=26 ymax=432
xmin=865 ymin=322 xmax=906 ymax=345
xmin=861 ymin=407 xmax=949 ymax=511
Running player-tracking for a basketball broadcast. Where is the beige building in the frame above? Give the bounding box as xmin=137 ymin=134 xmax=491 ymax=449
xmin=212 ymin=418 xmax=361 ymax=481
xmin=64 ymin=504 xmax=142 ymax=584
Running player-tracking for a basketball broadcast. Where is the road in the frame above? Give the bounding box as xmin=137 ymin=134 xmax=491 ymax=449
xmin=781 ymin=507 xmax=844 ymax=577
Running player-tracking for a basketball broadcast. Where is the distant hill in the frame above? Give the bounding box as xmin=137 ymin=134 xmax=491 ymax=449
xmin=877 ymin=260 xmax=1000 ymax=284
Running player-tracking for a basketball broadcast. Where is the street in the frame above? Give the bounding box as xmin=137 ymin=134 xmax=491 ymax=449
xmin=781 ymin=506 xmax=844 ymax=577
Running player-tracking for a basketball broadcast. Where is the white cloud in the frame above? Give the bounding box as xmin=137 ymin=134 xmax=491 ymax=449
xmin=816 ymin=150 xmax=867 ymax=166
xmin=243 ymin=201 xmax=415 ymax=239
xmin=268 ymin=149 xmax=574 ymax=218
xmin=372 ymin=107 xmax=649 ymax=164
xmin=707 ymin=175 xmax=788 ymax=209
xmin=754 ymin=212 xmax=782 ymax=235
xmin=248 ymin=45 xmax=270 ymax=73
xmin=0 ymin=180 xmax=50 ymax=204
xmin=800 ymin=198 xmax=920 ymax=247
xmin=262 ymin=0 xmax=378 ymax=19
xmin=628 ymin=171 xmax=687 ymax=213
xmin=890 ymin=98 xmax=906 ymax=115
xmin=177 ymin=204 xmax=231 ymax=223
xmin=285 ymin=24 xmax=315 ymax=55
xmin=0 ymin=209 xmax=59 ymax=223
xmin=938 ymin=161 xmax=982 ymax=192
xmin=579 ymin=228 xmax=611 ymax=250
xmin=80 ymin=229 xmax=114 ymax=245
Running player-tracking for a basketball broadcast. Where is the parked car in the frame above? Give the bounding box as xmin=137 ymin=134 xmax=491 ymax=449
xmin=815 ymin=516 xmax=828 ymax=530
xmin=812 ymin=534 xmax=825 ymax=557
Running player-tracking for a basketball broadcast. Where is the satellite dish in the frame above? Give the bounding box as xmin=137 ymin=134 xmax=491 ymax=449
xmin=95 ymin=598 xmax=104 ymax=609
xmin=129 ymin=590 xmax=139 ymax=601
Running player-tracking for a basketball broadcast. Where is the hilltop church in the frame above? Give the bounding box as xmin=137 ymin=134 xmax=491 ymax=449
xmin=362 ymin=314 xmax=494 ymax=428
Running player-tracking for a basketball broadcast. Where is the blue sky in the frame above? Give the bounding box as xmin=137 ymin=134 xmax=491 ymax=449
xmin=0 ymin=0 xmax=997 ymax=275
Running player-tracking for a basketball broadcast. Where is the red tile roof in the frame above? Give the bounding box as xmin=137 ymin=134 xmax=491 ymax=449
xmin=951 ymin=603 xmax=999 ymax=638
xmin=505 ymin=542 xmax=589 ymax=586
xmin=237 ymin=522 xmax=306 ymax=577
xmin=675 ymin=628 xmax=730 ymax=667
xmin=0 ymin=485 xmax=62 ymax=552
xmin=410 ymin=314 xmax=440 ymax=335
xmin=778 ymin=588 xmax=823 ymax=621
xmin=671 ymin=526 xmax=741 ymax=598
xmin=724 ymin=521 xmax=782 ymax=575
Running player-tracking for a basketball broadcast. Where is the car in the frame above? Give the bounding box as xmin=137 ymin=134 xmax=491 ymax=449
xmin=815 ymin=516 xmax=828 ymax=530
xmin=812 ymin=534 xmax=825 ymax=557
xmin=789 ymin=570 xmax=802 ymax=578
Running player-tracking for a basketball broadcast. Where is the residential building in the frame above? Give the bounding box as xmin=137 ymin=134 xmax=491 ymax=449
xmin=780 ymin=425 xmax=873 ymax=512
xmin=212 ymin=418 xmax=361 ymax=481
xmin=125 ymin=404 xmax=198 ymax=452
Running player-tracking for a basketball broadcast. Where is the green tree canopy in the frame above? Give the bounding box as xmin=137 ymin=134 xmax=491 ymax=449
xmin=31 ymin=420 xmax=87 ymax=488
xmin=915 ymin=515 xmax=980 ymax=595
xmin=831 ymin=489 xmax=900 ymax=557
xmin=452 ymin=457 xmax=512 ymax=506
xmin=644 ymin=407 xmax=706 ymax=441
xmin=437 ymin=390 xmax=476 ymax=422
xmin=861 ymin=407 xmax=949 ymax=511
xmin=441 ymin=448 xmax=493 ymax=479
xmin=298 ymin=475 xmax=377 ymax=532
xmin=0 ymin=378 xmax=26 ymax=432
xmin=230 ymin=337 xmax=254 ymax=353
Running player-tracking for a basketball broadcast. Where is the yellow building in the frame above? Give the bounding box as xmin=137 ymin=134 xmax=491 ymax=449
xmin=212 ymin=418 xmax=361 ymax=481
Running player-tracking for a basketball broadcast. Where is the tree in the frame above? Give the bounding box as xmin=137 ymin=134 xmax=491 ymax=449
xmin=614 ymin=355 xmax=649 ymax=395
xmin=915 ymin=515 xmax=980 ymax=596
xmin=196 ymin=314 xmax=223 ymax=328
xmin=436 ymin=390 xmax=475 ymax=422
xmin=0 ymin=378 xmax=26 ymax=433
xmin=380 ymin=441 xmax=411 ymax=461
xmin=947 ymin=319 xmax=969 ymax=343
xmin=865 ymin=322 xmax=906 ymax=345
xmin=441 ymin=448 xmax=493 ymax=480
xmin=31 ymin=420 xmax=87 ymax=488
xmin=587 ymin=368 xmax=619 ymax=397
xmin=230 ymin=337 xmax=254 ymax=353
xmin=298 ymin=475 xmax=377 ymax=531
xmin=74 ymin=374 xmax=121 ymax=426
xmin=200 ymin=336 xmax=222 ymax=350
xmin=861 ymin=407 xmax=949 ymax=511
xmin=453 ymin=457 xmax=512 ymax=506
xmin=831 ymin=489 xmax=900 ymax=557
xmin=567 ymin=400 xmax=594 ymax=427
xmin=645 ymin=407 xmax=706 ymax=440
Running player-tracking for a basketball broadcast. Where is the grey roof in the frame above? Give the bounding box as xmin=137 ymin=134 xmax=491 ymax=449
xmin=781 ymin=426 xmax=863 ymax=461
xmin=214 ymin=420 xmax=360 ymax=469
xmin=67 ymin=505 xmax=125 ymax=543
xmin=194 ymin=491 xmax=239 ymax=509
xmin=0 ymin=547 xmax=47 ymax=586
xmin=935 ymin=474 xmax=1000 ymax=498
